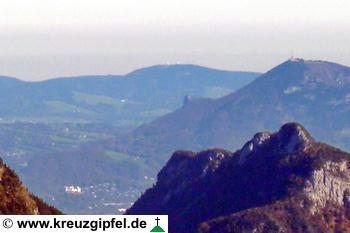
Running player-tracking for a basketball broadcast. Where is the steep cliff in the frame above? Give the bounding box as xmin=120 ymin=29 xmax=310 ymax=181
xmin=127 ymin=123 xmax=350 ymax=233
xmin=0 ymin=158 xmax=61 ymax=214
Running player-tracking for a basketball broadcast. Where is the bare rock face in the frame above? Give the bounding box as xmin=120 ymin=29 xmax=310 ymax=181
xmin=239 ymin=132 xmax=271 ymax=164
xmin=304 ymin=160 xmax=350 ymax=214
xmin=277 ymin=123 xmax=313 ymax=153
xmin=238 ymin=123 xmax=313 ymax=165
xmin=127 ymin=122 xmax=350 ymax=233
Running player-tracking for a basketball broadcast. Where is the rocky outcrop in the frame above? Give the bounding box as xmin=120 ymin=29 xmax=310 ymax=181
xmin=238 ymin=132 xmax=271 ymax=164
xmin=127 ymin=122 xmax=350 ymax=233
xmin=304 ymin=160 xmax=350 ymax=214
xmin=183 ymin=95 xmax=194 ymax=107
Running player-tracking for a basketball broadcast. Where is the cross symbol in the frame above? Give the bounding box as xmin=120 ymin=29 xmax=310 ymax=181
xmin=155 ymin=217 xmax=160 ymax=226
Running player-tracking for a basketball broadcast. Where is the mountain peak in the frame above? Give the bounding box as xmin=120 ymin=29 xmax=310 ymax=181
xmin=252 ymin=58 xmax=350 ymax=94
xmin=278 ymin=122 xmax=313 ymax=151
xmin=126 ymin=64 xmax=222 ymax=77
xmin=271 ymin=57 xmax=350 ymax=71
xmin=127 ymin=123 xmax=350 ymax=233
xmin=286 ymin=57 xmax=338 ymax=65
xmin=239 ymin=122 xmax=313 ymax=165
xmin=288 ymin=57 xmax=305 ymax=62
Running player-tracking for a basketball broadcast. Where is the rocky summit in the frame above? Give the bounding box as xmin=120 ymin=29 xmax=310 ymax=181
xmin=126 ymin=122 xmax=350 ymax=233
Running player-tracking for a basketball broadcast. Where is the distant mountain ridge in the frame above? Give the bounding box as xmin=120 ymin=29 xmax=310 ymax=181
xmin=0 ymin=64 xmax=259 ymax=214
xmin=0 ymin=158 xmax=61 ymax=214
xmin=126 ymin=122 xmax=350 ymax=233
xmin=116 ymin=59 xmax=350 ymax=163
xmin=0 ymin=64 xmax=259 ymax=126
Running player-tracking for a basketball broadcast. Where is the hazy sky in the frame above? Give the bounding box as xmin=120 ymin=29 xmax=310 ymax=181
xmin=0 ymin=0 xmax=349 ymax=80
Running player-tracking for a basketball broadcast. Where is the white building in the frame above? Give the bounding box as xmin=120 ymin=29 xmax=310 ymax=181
xmin=65 ymin=186 xmax=83 ymax=194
